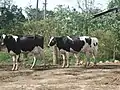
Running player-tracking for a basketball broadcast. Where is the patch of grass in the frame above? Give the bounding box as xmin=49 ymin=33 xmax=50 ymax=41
xmin=0 ymin=52 xmax=11 ymax=63
xmin=0 ymin=50 xmax=115 ymax=66
xmin=22 ymin=47 xmax=53 ymax=66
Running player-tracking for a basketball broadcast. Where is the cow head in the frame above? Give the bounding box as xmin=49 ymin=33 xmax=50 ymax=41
xmin=48 ymin=36 xmax=57 ymax=47
xmin=1 ymin=34 xmax=8 ymax=46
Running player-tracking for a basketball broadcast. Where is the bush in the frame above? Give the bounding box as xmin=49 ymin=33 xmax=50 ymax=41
xmin=0 ymin=52 xmax=11 ymax=63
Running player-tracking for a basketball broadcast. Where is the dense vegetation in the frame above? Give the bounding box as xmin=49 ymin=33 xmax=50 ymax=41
xmin=0 ymin=0 xmax=120 ymax=65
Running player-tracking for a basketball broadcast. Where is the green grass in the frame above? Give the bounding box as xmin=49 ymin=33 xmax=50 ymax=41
xmin=0 ymin=50 xmax=116 ymax=65
xmin=0 ymin=52 xmax=11 ymax=63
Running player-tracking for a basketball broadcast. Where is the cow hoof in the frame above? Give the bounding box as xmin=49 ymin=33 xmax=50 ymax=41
xmin=94 ymin=62 xmax=97 ymax=66
xmin=79 ymin=61 xmax=84 ymax=65
xmin=12 ymin=67 xmax=15 ymax=71
xmin=30 ymin=67 xmax=33 ymax=69
xmin=15 ymin=68 xmax=18 ymax=71
xmin=75 ymin=63 xmax=79 ymax=66
xmin=62 ymin=66 xmax=65 ymax=68
xmin=66 ymin=65 xmax=69 ymax=68
xmin=43 ymin=65 xmax=47 ymax=69
xmin=12 ymin=68 xmax=15 ymax=71
xmin=84 ymin=64 xmax=87 ymax=68
xmin=87 ymin=63 xmax=90 ymax=66
xmin=93 ymin=64 xmax=97 ymax=67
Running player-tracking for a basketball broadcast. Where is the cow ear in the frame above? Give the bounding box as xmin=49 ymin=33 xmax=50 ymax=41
xmin=49 ymin=35 xmax=52 ymax=39
xmin=67 ymin=38 xmax=74 ymax=44
xmin=8 ymin=35 xmax=12 ymax=39
xmin=4 ymin=34 xmax=8 ymax=39
xmin=85 ymin=37 xmax=91 ymax=45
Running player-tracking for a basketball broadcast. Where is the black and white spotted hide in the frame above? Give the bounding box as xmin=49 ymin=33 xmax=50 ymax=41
xmin=1 ymin=34 xmax=44 ymax=71
xmin=48 ymin=36 xmax=98 ymax=68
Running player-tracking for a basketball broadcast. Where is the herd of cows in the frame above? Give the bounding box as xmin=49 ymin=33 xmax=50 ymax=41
xmin=0 ymin=34 xmax=98 ymax=71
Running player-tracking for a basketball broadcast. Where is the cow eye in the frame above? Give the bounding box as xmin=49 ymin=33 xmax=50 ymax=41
xmin=51 ymin=40 xmax=54 ymax=43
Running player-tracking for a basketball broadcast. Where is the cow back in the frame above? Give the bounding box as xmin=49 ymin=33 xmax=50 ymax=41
xmin=71 ymin=38 xmax=85 ymax=52
xmin=35 ymin=35 xmax=44 ymax=49
xmin=56 ymin=36 xmax=73 ymax=52
xmin=19 ymin=35 xmax=44 ymax=52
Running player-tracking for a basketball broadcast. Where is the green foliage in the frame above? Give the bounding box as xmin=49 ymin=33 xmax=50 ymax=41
xmin=90 ymin=30 xmax=116 ymax=59
xmin=25 ymin=6 xmax=54 ymax=20
xmin=0 ymin=52 xmax=11 ymax=63
xmin=22 ymin=5 xmax=120 ymax=62
xmin=23 ymin=19 xmax=57 ymax=46
xmin=1 ymin=1 xmax=120 ymax=65
xmin=108 ymin=0 xmax=120 ymax=8
xmin=0 ymin=0 xmax=25 ymax=33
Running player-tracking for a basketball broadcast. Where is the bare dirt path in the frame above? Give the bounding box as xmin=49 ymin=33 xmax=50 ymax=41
xmin=0 ymin=63 xmax=120 ymax=90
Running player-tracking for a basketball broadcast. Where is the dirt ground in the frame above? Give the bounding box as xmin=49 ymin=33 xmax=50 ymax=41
xmin=0 ymin=63 xmax=120 ymax=90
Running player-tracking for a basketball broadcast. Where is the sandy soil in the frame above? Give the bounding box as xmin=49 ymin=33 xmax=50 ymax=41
xmin=0 ymin=63 xmax=120 ymax=90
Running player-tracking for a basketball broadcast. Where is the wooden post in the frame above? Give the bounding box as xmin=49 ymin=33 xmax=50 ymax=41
xmin=36 ymin=0 xmax=39 ymax=20
xmin=113 ymin=46 xmax=115 ymax=60
xmin=53 ymin=46 xmax=58 ymax=65
xmin=43 ymin=0 xmax=47 ymax=19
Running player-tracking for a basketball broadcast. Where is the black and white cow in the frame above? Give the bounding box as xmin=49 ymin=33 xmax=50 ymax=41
xmin=1 ymin=34 xmax=44 ymax=71
xmin=48 ymin=36 xmax=98 ymax=67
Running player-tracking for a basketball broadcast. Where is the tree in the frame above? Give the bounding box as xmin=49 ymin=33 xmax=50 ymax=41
xmin=108 ymin=0 xmax=120 ymax=8
xmin=77 ymin=0 xmax=102 ymax=34
xmin=0 ymin=0 xmax=25 ymax=33
xmin=25 ymin=6 xmax=54 ymax=20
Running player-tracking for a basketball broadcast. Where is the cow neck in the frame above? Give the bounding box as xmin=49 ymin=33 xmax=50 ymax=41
xmin=4 ymin=37 xmax=20 ymax=54
xmin=55 ymin=37 xmax=63 ymax=50
xmin=55 ymin=37 xmax=71 ymax=52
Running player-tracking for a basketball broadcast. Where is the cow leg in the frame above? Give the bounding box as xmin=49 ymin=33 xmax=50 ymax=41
xmin=39 ymin=48 xmax=45 ymax=66
xmin=62 ymin=54 xmax=66 ymax=68
xmin=84 ymin=52 xmax=90 ymax=67
xmin=31 ymin=56 xmax=37 ymax=69
xmin=74 ymin=53 xmax=80 ymax=66
xmin=15 ymin=55 xmax=20 ymax=70
xmin=87 ymin=54 xmax=91 ymax=66
xmin=12 ymin=55 xmax=16 ymax=71
xmin=93 ymin=46 xmax=98 ymax=66
xmin=66 ymin=52 xmax=70 ymax=68
xmin=38 ymin=47 xmax=46 ymax=68
xmin=92 ymin=53 xmax=97 ymax=66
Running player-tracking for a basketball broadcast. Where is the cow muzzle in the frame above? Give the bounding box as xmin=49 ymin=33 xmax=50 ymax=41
xmin=1 ymin=42 xmax=4 ymax=46
xmin=47 ymin=45 xmax=50 ymax=48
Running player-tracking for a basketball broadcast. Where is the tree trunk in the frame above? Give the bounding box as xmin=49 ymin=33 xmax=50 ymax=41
xmin=53 ymin=46 xmax=58 ymax=65
xmin=113 ymin=45 xmax=116 ymax=60
xmin=36 ymin=0 xmax=39 ymax=20
xmin=43 ymin=0 xmax=47 ymax=19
